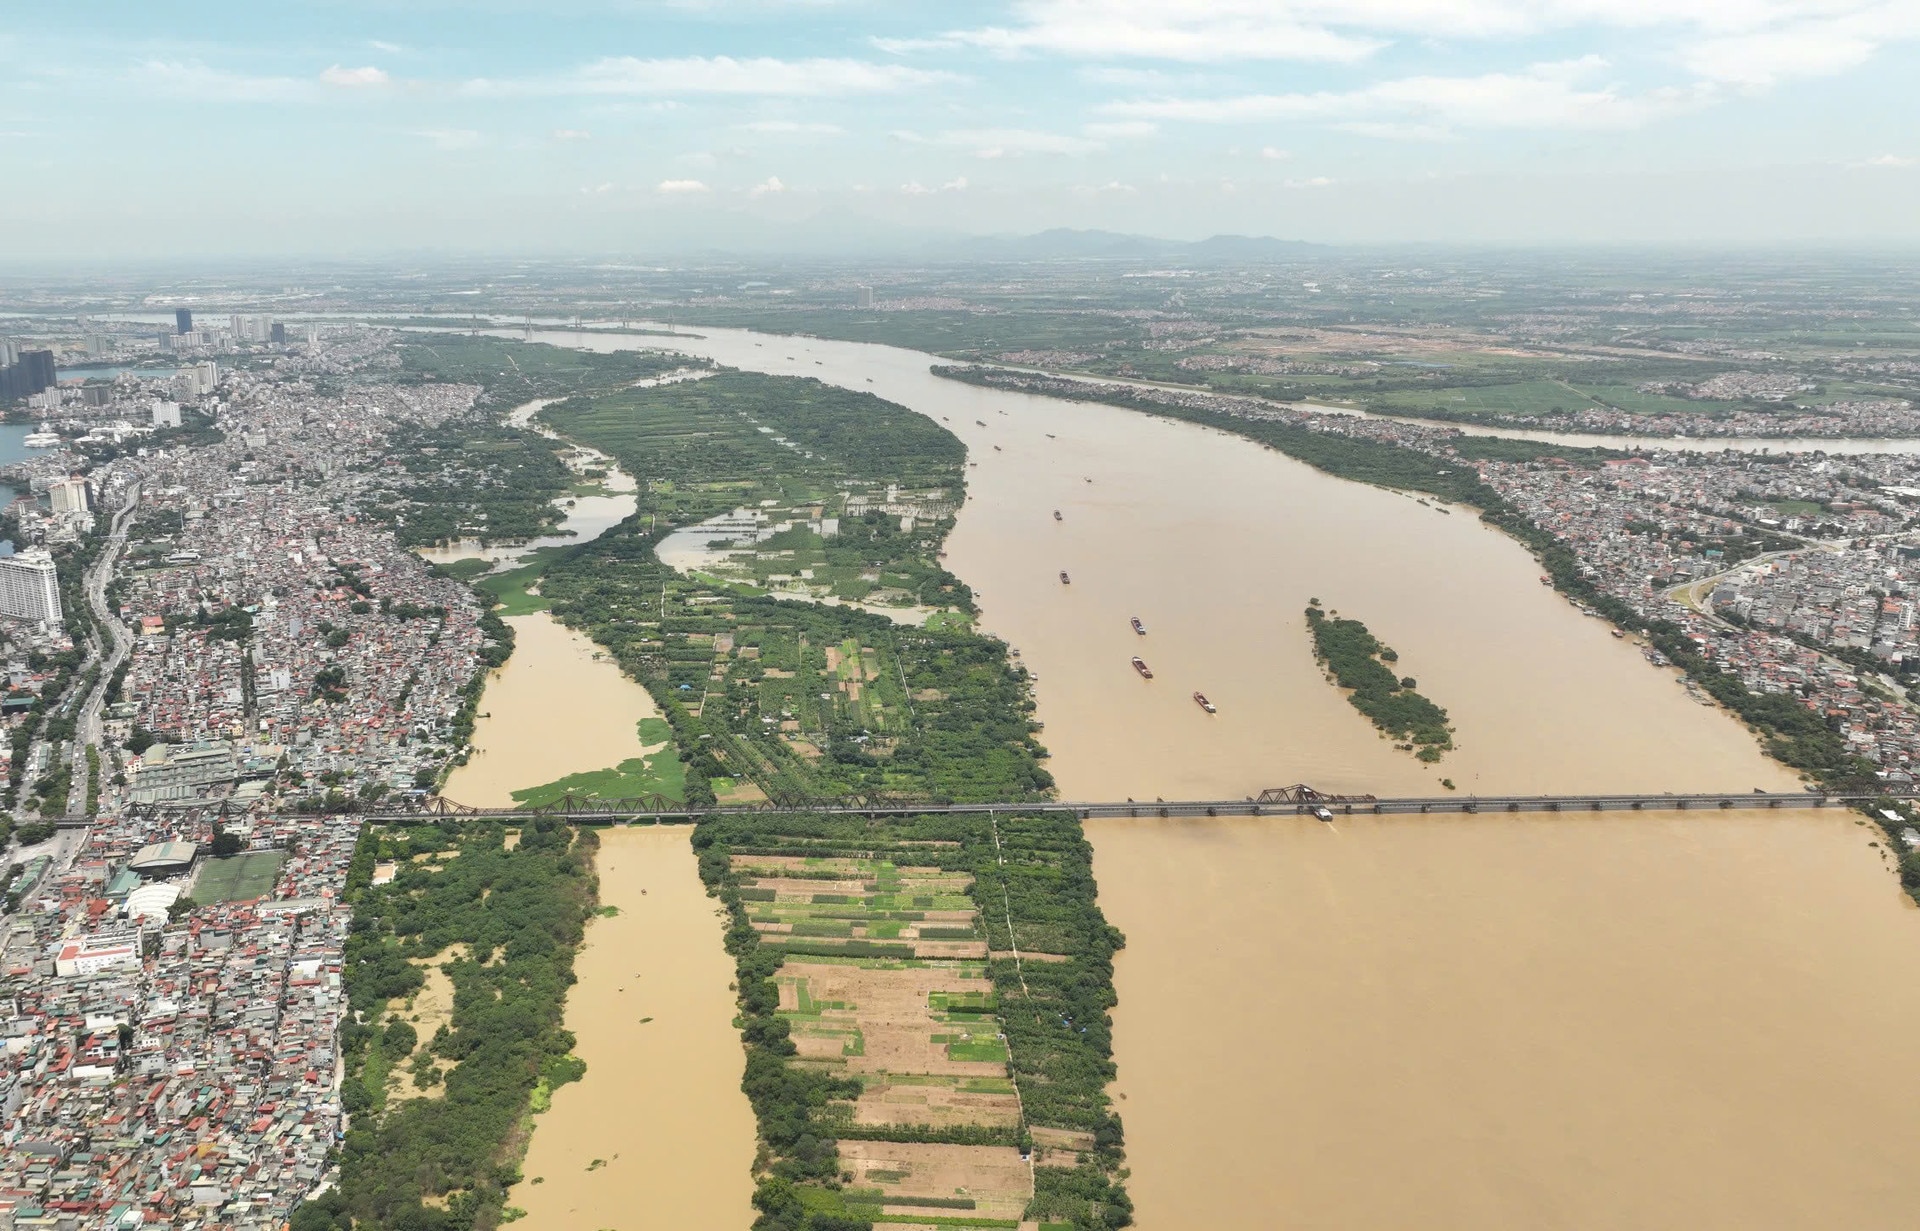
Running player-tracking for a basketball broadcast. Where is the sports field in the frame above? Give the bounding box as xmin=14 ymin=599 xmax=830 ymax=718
xmin=194 ymin=850 xmax=286 ymax=903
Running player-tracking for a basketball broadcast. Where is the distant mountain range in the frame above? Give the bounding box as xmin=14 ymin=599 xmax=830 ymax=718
xmin=938 ymin=228 xmax=1325 ymax=262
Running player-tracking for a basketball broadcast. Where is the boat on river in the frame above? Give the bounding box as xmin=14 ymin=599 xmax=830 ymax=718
xmin=1053 ymin=510 xmax=1063 ymax=521
xmin=1132 ymin=657 xmax=1153 ymax=679
xmin=1193 ymin=692 xmax=1216 ymax=713
xmin=1060 ymin=570 xmax=1071 ymax=585
xmin=24 ymin=423 xmax=60 ymax=447
xmin=1131 ymin=617 xmax=1146 ymax=635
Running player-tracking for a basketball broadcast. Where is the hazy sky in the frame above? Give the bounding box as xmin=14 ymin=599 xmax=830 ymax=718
xmin=4 ymin=1 xmax=1918 ymax=256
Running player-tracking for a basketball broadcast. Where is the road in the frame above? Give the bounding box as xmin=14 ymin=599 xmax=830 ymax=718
xmin=62 ymin=483 xmax=140 ymax=819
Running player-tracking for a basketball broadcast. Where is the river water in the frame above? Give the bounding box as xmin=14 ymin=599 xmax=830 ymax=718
xmin=441 ymin=611 xmax=660 ymax=808
xmin=512 ymin=826 xmax=757 ymax=1231
xmin=430 ymin=400 xmax=757 ymax=1224
xmin=446 ymin=323 xmax=1920 ymax=1228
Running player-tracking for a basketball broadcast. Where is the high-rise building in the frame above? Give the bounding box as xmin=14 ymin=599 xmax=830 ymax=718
xmin=152 ymin=401 xmax=183 ymax=428
xmin=48 ymin=478 xmax=89 ymax=517
xmin=0 ymin=547 xmax=63 ymax=624
xmin=176 ymin=308 xmax=193 ymax=335
xmin=857 ymin=285 xmax=875 ymax=308
xmin=0 ymin=349 xmax=55 ymax=404
xmin=270 ymin=322 xmax=287 ymax=345
xmin=0 ymin=338 xmax=16 ymax=367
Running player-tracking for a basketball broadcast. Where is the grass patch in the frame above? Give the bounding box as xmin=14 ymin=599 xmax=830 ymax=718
xmin=193 ymin=850 xmax=286 ymax=903
xmin=430 ymin=557 xmax=495 ymax=583
xmin=510 ymin=747 xmax=686 ymax=807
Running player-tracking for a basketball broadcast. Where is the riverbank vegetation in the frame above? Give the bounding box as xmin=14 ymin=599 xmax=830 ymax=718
xmin=1304 ymin=602 xmax=1454 ymax=760
xmin=367 ymin=335 xmax=696 ymax=549
xmin=694 ymin=810 xmax=1130 ymax=1231
xmin=301 ymin=817 xmax=596 ymax=1231
xmin=394 ymin=333 xmax=700 ymax=415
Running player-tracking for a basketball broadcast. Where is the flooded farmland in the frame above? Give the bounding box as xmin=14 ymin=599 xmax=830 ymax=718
xmin=475 ymin=323 xmax=1920 ymax=1228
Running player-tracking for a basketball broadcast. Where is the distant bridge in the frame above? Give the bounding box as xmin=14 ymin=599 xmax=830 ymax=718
xmin=343 ymin=783 xmax=1916 ymax=825
xmin=81 ymin=785 xmax=1911 ymax=833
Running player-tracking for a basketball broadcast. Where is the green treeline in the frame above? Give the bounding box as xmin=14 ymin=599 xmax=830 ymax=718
xmin=933 ymin=367 xmax=1874 ymax=788
xmin=294 ymin=818 xmax=596 ymax=1231
xmin=539 ymin=520 xmax=1050 ymax=806
xmin=365 ymin=417 xmax=574 ymax=548
xmin=541 ymin=370 xmax=972 ymax=608
xmin=1304 ymin=603 xmax=1453 ymax=761
xmin=375 ymin=334 xmax=700 ymax=547
xmin=522 ymin=369 xmax=1043 ymax=807
xmin=693 ymin=810 xmax=1131 ymax=1231
xmin=395 ymin=333 xmax=697 ymax=415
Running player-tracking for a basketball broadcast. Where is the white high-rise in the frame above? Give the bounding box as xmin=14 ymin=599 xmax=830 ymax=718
xmin=48 ymin=478 xmax=90 ymax=517
xmin=0 ymin=548 xmax=62 ymax=624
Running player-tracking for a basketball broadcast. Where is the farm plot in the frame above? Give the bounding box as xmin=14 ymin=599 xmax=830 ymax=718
xmin=743 ymin=858 xmax=986 ymax=959
xmin=840 ymin=1140 xmax=1035 ymax=1226
xmin=734 ymin=850 xmax=1028 ymax=1164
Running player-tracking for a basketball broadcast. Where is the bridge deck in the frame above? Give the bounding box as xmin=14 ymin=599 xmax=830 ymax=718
xmin=345 ymin=789 xmax=1899 ymax=825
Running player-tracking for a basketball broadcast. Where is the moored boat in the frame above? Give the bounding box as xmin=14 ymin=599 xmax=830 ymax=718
xmin=1193 ymin=691 xmax=1216 ymax=713
xmin=1053 ymin=509 xmax=1063 ymax=521
xmin=1130 ymin=617 xmax=1146 ymax=636
xmin=1131 ymin=657 xmax=1152 ymax=679
xmin=1059 ymin=570 xmax=1071 ymax=584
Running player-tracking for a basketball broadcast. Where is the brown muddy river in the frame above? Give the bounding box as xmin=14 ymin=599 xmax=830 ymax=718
xmin=442 ymin=611 xmax=660 ymax=808
xmin=466 ymin=323 xmax=1920 ymax=1229
xmin=514 ymin=826 xmax=756 ymax=1231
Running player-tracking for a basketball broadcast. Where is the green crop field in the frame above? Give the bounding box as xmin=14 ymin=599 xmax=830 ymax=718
xmin=194 ymin=850 xmax=286 ymax=903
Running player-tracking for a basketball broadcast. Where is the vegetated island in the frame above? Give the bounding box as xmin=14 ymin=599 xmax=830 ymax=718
xmin=1304 ymin=601 xmax=1454 ymax=762
xmin=697 ymin=809 xmax=1131 ymax=1231
xmin=352 ymin=340 xmax=1130 ymax=1228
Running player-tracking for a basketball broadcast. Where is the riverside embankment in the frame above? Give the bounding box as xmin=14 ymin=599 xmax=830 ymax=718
xmin=457 ymin=323 xmax=1920 ymax=1229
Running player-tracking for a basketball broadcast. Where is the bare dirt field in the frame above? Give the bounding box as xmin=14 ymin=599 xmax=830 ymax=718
xmin=840 ymin=1141 xmax=1033 ymax=1223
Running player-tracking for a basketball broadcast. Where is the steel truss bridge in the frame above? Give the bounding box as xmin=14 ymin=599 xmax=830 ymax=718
xmin=83 ymin=785 xmax=1911 ymax=832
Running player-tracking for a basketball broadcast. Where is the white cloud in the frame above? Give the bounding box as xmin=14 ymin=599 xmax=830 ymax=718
xmin=1261 ymin=145 xmax=1290 ymax=159
xmin=465 ymin=56 xmax=956 ymax=98
xmin=750 ymin=175 xmax=787 ymax=195
xmin=899 ymin=177 xmax=969 ymax=195
xmin=740 ymin=120 xmax=845 ymax=134
xmin=319 ymin=65 xmax=389 ymax=88
xmin=1285 ymin=175 xmax=1336 ymax=187
xmin=888 ymin=0 xmax=1920 ymax=104
xmin=1083 ymin=120 xmax=1158 ymax=139
xmin=553 ymin=128 xmax=592 ymax=142
xmin=1852 ymin=153 xmax=1915 ymax=167
xmin=904 ymin=127 xmax=1104 ymax=158
xmin=656 ymin=178 xmax=712 ymax=194
xmin=579 ymin=182 xmax=614 ymax=194
xmin=922 ymin=4 xmax=1379 ymax=62
xmin=130 ymin=60 xmax=311 ymax=102
xmin=369 ymin=40 xmax=403 ymax=54
xmin=1683 ymin=15 xmax=1893 ymax=86
xmin=414 ymin=128 xmax=481 ymax=150
xmin=1104 ymin=57 xmax=1706 ymax=132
